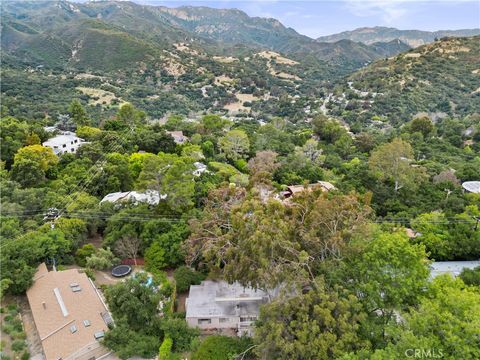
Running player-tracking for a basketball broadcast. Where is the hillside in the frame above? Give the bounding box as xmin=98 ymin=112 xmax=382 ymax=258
xmin=336 ymin=36 xmax=480 ymax=125
xmin=317 ymin=26 xmax=480 ymax=47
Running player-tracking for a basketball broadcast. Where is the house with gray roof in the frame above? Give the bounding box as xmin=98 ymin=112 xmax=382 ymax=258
xmin=186 ymin=281 xmax=276 ymax=337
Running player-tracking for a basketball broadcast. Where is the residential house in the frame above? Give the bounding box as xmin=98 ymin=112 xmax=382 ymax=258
xmin=282 ymin=181 xmax=336 ymax=199
xmin=166 ymin=131 xmax=189 ymax=145
xmin=26 ymin=263 xmax=113 ymax=360
xmin=186 ymin=281 xmax=276 ymax=337
xmin=462 ymin=181 xmax=480 ymax=194
xmin=43 ymin=131 xmax=87 ymax=155
xmin=430 ymin=261 xmax=480 ymax=278
xmin=100 ymin=190 xmax=166 ymax=206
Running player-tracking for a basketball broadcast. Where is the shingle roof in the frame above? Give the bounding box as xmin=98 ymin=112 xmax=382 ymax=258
xmin=26 ymin=264 xmax=111 ymax=360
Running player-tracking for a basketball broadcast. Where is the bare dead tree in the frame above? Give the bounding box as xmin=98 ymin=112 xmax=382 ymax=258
xmin=115 ymin=235 xmax=141 ymax=266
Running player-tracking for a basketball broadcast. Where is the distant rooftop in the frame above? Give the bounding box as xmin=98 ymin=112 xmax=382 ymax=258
xmin=462 ymin=181 xmax=480 ymax=194
xmin=430 ymin=261 xmax=480 ymax=278
xmin=100 ymin=190 xmax=166 ymax=205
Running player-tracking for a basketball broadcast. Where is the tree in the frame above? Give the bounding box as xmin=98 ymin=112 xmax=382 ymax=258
xmin=247 ymin=151 xmax=279 ymax=185
xmin=369 ymin=138 xmax=426 ymax=192
xmin=192 ymin=336 xmax=254 ymax=360
xmin=86 ymin=247 xmax=118 ymax=270
xmin=347 ymin=232 xmax=429 ymax=344
xmin=137 ymin=153 xmax=195 ymax=212
xmin=105 ymin=273 xmax=162 ymax=331
xmin=459 ymin=266 xmax=480 ymax=286
xmin=133 ymin=127 xmax=176 ymax=154
xmin=68 ymin=99 xmax=90 ymax=126
xmin=12 ymin=144 xmax=58 ymax=173
xmin=312 ymin=115 xmax=348 ymax=143
xmin=115 ymin=236 xmax=141 ymax=265
xmin=409 ymin=117 xmax=434 ymax=137
xmin=255 ymin=279 xmax=369 ymax=360
xmin=218 ymin=129 xmax=250 ymax=161
xmin=160 ymin=318 xmax=200 ymax=352
xmin=145 ymin=223 xmax=188 ymax=271
xmin=173 ymin=266 xmax=204 ymax=293
xmin=116 ymin=103 xmax=146 ymax=128
xmin=197 ymin=114 xmax=231 ymax=136
xmin=158 ymin=337 xmax=173 ymax=360
xmin=75 ymin=244 xmax=96 ymax=267
xmin=0 ymin=117 xmax=29 ymax=166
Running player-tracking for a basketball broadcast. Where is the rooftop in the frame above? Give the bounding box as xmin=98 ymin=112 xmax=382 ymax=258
xmin=462 ymin=181 xmax=480 ymax=194
xmin=186 ymin=281 xmax=272 ymax=319
xmin=430 ymin=261 xmax=480 ymax=278
xmin=26 ymin=264 xmax=111 ymax=360
xmin=100 ymin=190 xmax=166 ymax=205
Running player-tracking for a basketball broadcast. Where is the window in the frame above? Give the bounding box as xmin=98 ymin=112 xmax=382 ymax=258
xmin=63 ymin=144 xmax=66 ymax=148
xmin=219 ymin=318 xmax=229 ymax=323
xmin=198 ymin=319 xmax=211 ymax=325
xmin=83 ymin=320 xmax=91 ymax=327
xmin=70 ymin=325 xmax=77 ymax=333
xmin=240 ymin=316 xmax=257 ymax=322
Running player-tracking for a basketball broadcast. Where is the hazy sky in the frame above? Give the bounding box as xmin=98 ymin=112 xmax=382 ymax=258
xmin=137 ymin=0 xmax=480 ymax=37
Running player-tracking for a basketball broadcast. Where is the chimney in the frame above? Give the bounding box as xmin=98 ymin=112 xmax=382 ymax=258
xmin=42 ymin=302 xmax=46 ymax=309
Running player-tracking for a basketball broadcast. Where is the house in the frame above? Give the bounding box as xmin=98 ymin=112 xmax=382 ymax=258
xmin=43 ymin=131 xmax=87 ymax=155
xmin=283 ymin=181 xmax=336 ymax=199
xmin=26 ymin=263 xmax=113 ymax=360
xmin=193 ymin=162 xmax=208 ymax=177
xmin=430 ymin=261 xmax=480 ymax=278
xmin=166 ymin=130 xmax=189 ymax=145
xmin=462 ymin=181 xmax=480 ymax=194
xmin=100 ymin=190 xmax=166 ymax=206
xmin=186 ymin=281 xmax=276 ymax=337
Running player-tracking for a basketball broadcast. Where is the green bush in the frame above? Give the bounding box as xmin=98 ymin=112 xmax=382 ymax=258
xmin=460 ymin=266 xmax=480 ymax=286
xmin=11 ymin=339 xmax=26 ymax=352
xmin=21 ymin=351 xmax=30 ymax=360
xmin=158 ymin=337 xmax=173 ymax=360
xmin=191 ymin=336 xmax=254 ymax=360
xmin=173 ymin=266 xmax=204 ymax=293
xmin=75 ymin=244 xmax=97 ymax=267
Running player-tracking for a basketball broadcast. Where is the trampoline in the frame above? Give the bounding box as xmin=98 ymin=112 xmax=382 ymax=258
xmin=111 ymin=265 xmax=132 ymax=277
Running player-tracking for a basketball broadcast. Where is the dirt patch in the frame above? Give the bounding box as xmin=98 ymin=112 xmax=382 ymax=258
xmin=19 ymin=296 xmax=44 ymax=360
xmin=174 ymin=43 xmax=199 ymax=56
xmin=74 ymin=73 xmax=105 ymax=81
xmin=214 ymin=75 xmax=235 ymax=85
xmin=404 ymin=53 xmax=421 ymax=58
xmin=76 ymin=87 xmax=123 ymax=106
xmin=163 ymin=59 xmax=186 ymax=77
xmin=213 ymin=56 xmax=238 ymax=63
xmin=257 ymin=51 xmax=298 ymax=65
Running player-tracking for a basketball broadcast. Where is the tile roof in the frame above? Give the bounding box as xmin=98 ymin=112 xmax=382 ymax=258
xmin=26 ymin=264 xmax=111 ymax=360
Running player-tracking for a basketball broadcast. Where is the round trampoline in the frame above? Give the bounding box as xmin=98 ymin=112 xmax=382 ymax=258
xmin=111 ymin=265 xmax=132 ymax=277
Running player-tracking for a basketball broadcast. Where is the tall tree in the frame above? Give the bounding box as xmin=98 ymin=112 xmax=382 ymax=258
xmin=68 ymin=99 xmax=90 ymax=126
xmin=218 ymin=129 xmax=250 ymax=161
xmin=369 ymin=138 xmax=426 ymax=192
xmin=255 ymin=279 xmax=369 ymax=360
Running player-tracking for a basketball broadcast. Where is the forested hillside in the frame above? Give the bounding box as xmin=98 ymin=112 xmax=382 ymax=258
xmin=1 ymin=1 xmax=479 ymax=360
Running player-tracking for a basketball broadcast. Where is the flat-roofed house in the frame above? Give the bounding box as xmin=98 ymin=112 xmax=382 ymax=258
xmin=186 ymin=280 xmax=276 ymax=337
xmin=430 ymin=261 xmax=480 ymax=278
xmin=26 ymin=263 xmax=113 ymax=360
xmin=42 ymin=131 xmax=87 ymax=155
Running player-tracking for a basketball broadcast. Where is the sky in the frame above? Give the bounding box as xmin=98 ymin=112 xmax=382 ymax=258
xmin=136 ymin=0 xmax=480 ymax=38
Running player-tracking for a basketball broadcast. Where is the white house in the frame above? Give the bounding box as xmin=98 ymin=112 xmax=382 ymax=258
xmin=100 ymin=190 xmax=166 ymax=206
xmin=186 ymin=281 xmax=276 ymax=337
xmin=193 ymin=162 xmax=208 ymax=177
xmin=430 ymin=261 xmax=480 ymax=278
xmin=43 ymin=131 xmax=87 ymax=155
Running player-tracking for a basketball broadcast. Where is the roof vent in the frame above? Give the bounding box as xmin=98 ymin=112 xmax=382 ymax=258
xmin=71 ymin=286 xmax=82 ymax=292
xmin=42 ymin=302 xmax=46 ymax=309
xmin=94 ymin=331 xmax=105 ymax=340
xmin=70 ymin=324 xmax=77 ymax=334
xmin=70 ymin=283 xmax=79 ymax=288
xmin=83 ymin=320 xmax=91 ymax=327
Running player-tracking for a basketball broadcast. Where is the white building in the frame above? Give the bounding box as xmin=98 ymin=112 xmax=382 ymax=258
xmin=186 ymin=281 xmax=276 ymax=337
xmin=430 ymin=261 xmax=480 ymax=278
xmin=100 ymin=190 xmax=166 ymax=206
xmin=462 ymin=181 xmax=480 ymax=194
xmin=43 ymin=131 xmax=87 ymax=155
xmin=193 ymin=162 xmax=208 ymax=177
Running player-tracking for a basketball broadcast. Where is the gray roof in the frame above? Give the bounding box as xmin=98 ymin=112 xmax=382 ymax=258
xmin=430 ymin=261 xmax=480 ymax=278
xmin=462 ymin=181 xmax=480 ymax=194
xmin=186 ymin=281 xmax=271 ymax=318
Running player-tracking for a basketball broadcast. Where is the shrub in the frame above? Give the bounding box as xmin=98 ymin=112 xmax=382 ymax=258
xmin=75 ymin=244 xmax=97 ymax=267
xmin=21 ymin=352 xmax=30 ymax=360
xmin=460 ymin=266 xmax=480 ymax=286
xmin=191 ymin=336 xmax=253 ymax=360
xmin=158 ymin=337 xmax=173 ymax=360
xmin=173 ymin=266 xmax=204 ymax=293
xmin=11 ymin=339 xmax=26 ymax=352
